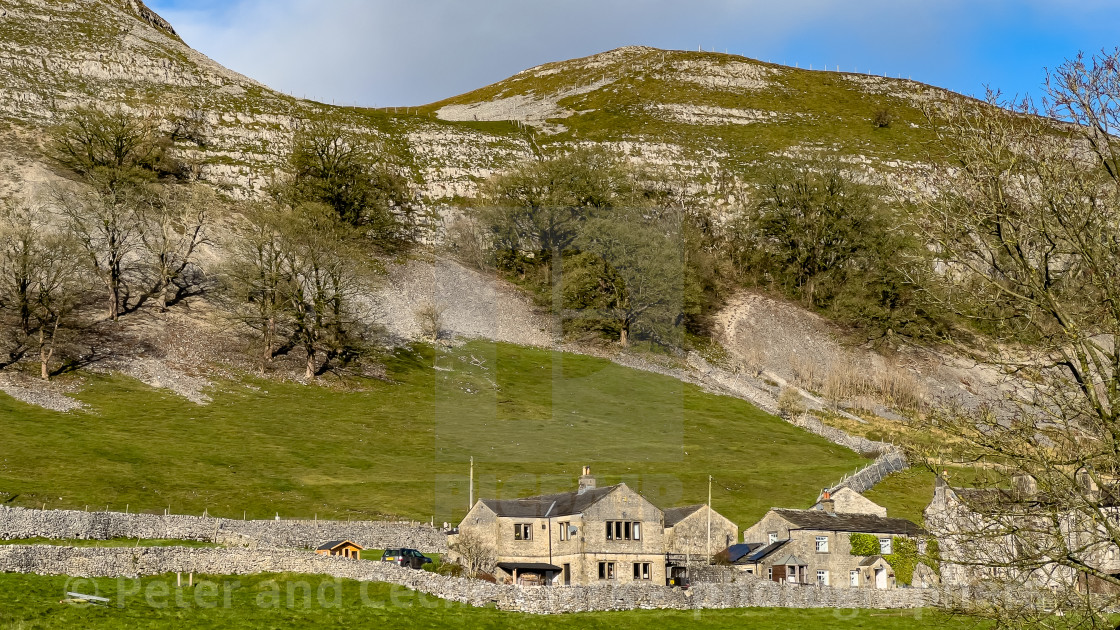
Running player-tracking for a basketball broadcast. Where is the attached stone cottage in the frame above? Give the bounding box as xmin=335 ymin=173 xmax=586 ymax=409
xmin=450 ymin=467 xmax=738 ymax=586
xmin=740 ymin=493 xmax=924 ymax=589
xmin=925 ymin=474 xmax=1120 ymax=592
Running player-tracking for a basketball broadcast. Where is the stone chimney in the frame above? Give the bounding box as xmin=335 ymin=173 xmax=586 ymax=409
xmin=820 ymin=490 xmax=836 ymax=514
xmin=578 ymin=466 xmax=596 ymax=494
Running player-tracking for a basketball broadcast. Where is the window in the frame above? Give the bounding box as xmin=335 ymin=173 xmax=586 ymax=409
xmin=879 ymin=538 xmax=892 ymax=555
xmin=768 ymin=532 xmax=779 ymax=544
xmin=767 ymin=567 xmax=773 ymax=580
xmin=514 ymin=523 xmax=532 ymax=541
xmin=850 ymin=570 xmax=860 ymax=587
xmin=559 ymin=521 xmax=570 ymax=541
xmin=815 ymin=536 xmax=829 ymax=553
xmin=606 ymin=521 xmax=642 ymax=541
xmin=817 ymin=570 xmax=829 ymax=586
xmin=598 ymin=562 xmax=616 ymax=580
xmin=633 ymin=563 xmax=651 ymax=580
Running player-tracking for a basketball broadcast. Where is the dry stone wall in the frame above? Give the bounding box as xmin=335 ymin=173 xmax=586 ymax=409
xmin=0 ymin=506 xmax=447 ymax=553
xmin=0 ymin=545 xmax=938 ymax=613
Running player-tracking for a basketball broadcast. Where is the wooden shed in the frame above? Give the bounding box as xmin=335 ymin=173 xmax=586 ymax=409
xmin=315 ymin=540 xmax=363 ymax=560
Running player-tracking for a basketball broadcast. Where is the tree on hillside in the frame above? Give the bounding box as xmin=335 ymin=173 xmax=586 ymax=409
xmin=483 ymin=148 xmax=633 ymax=264
xmin=573 ymin=209 xmax=685 ymax=347
xmin=727 ymin=164 xmax=935 ymax=341
xmin=222 ymin=203 xmax=290 ymax=367
xmin=915 ymin=49 xmax=1120 ymax=628
xmin=136 ymin=183 xmax=213 ymax=311
xmin=49 ymin=107 xmax=179 ymax=193
xmin=0 ymin=202 xmax=83 ymax=379
xmin=53 ymin=185 xmax=144 ymax=321
xmin=285 ymin=119 xmax=415 ymax=248
xmin=223 ymin=201 xmax=372 ymax=377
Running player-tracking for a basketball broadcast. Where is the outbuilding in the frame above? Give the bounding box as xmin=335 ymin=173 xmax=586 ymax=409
xmin=315 ymin=540 xmax=364 ymax=560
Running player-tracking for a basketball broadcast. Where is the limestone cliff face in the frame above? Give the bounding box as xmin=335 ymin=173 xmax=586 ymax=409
xmin=123 ymin=0 xmax=178 ymax=37
xmin=0 ymin=0 xmax=1052 ymax=209
xmin=0 ymin=0 xmax=529 ymax=203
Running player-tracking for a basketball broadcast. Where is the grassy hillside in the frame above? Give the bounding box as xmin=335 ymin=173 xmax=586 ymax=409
xmin=0 ymin=572 xmax=973 ymax=629
xmin=0 ymin=341 xmax=881 ymax=526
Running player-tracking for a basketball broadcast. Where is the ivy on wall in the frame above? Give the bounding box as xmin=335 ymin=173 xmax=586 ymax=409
xmin=847 ymin=533 xmax=940 ymax=586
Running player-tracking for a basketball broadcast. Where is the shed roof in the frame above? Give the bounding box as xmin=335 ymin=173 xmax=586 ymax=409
xmin=771 ymin=508 xmax=925 ymax=536
xmin=773 ymin=554 xmax=807 ymax=567
xmin=724 ymin=542 xmax=762 ymax=563
xmin=859 ymin=555 xmax=887 ymax=567
xmin=743 ymin=539 xmax=789 ymax=563
xmin=479 ymin=484 xmax=620 ymax=518
xmin=664 ymin=504 xmax=704 ymax=527
xmin=316 ymin=540 xmax=362 ymax=551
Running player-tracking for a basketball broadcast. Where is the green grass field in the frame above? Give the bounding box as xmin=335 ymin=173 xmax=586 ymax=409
xmin=0 ymin=341 xmax=925 ymax=528
xmin=0 ymin=572 xmax=979 ymax=630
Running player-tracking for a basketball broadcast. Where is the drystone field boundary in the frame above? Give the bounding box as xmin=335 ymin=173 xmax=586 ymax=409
xmin=0 ymin=506 xmax=447 ymax=553
xmin=0 ymin=545 xmax=939 ymax=613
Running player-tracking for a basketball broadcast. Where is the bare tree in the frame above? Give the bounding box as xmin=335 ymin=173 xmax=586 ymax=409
xmin=449 ymin=530 xmax=497 ymax=579
xmin=915 ymin=49 xmax=1120 ymax=628
xmin=0 ymin=201 xmax=83 ymax=379
xmin=415 ymin=301 xmax=445 ymax=342
xmin=55 ymin=186 xmax=142 ymax=321
xmin=136 ymin=183 xmax=213 ymax=310
xmin=223 ymin=203 xmax=289 ymax=368
xmin=223 ymin=202 xmax=371 ymax=377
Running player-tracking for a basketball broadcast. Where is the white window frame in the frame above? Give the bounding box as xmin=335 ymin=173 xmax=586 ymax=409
xmin=768 ymin=531 xmax=779 ymax=544
xmin=633 ymin=522 xmax=641 ymax=540
xmin=817 ymin=570 xmax=829 ymax=586
xmin=767 ymin=567 xmax=773 ymax=580
xmin=815 ymin=536 xmax=829 ymax=553
xmin=879 ymin=537 xmax=892 ymax=555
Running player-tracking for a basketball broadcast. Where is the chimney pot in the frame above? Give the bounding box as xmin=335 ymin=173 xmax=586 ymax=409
xmin=578 ymin=466 xmax=596 ymax=494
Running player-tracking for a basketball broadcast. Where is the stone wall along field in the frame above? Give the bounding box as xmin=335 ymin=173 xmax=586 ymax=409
xmin=0 ymin=506 xmax=447 ymax=553
xmin=0 ymin=545 xmax=939 ymax=614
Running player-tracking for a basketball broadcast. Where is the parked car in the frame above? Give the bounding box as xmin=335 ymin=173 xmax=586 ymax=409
xmin=381 ymin=548 xmax=433 ymax=569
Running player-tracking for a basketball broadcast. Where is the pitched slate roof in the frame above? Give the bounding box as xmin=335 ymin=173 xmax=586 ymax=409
xmin=663 ymin=504 xmax=704 ymax=527
xmin=479 ymin=485 xmax=620 ymax=518
xmin=859 ymin=555 xmax=887 ymax=566
xmin=771 ymin=508 xmax=925 ymax=536
xmin=315 ymin=540 xmax=361 ymax=551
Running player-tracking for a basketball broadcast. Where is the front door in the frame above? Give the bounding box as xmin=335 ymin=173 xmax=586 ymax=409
xmin=875 ymin=567 xmax=887 ymax=589
xmin=772 ymin=565 xmax=786 ymax=583
xmin=563 ymin=564 xmax=571 ymax=586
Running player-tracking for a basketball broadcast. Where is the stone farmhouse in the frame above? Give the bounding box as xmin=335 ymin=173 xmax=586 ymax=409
xmin=811 ymin=487 xmax=887 ymax=517
xmin=925 ymin=474 xmax=1120 ymax=593
xmin=449 ymin=467 xmax=737 ymax=586
xmin=740 ymin=492 xmax=924 ymax=589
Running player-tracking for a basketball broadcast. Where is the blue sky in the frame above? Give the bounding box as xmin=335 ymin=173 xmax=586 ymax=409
xmin=147 ymin=0 xmax=1120 ymax=108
